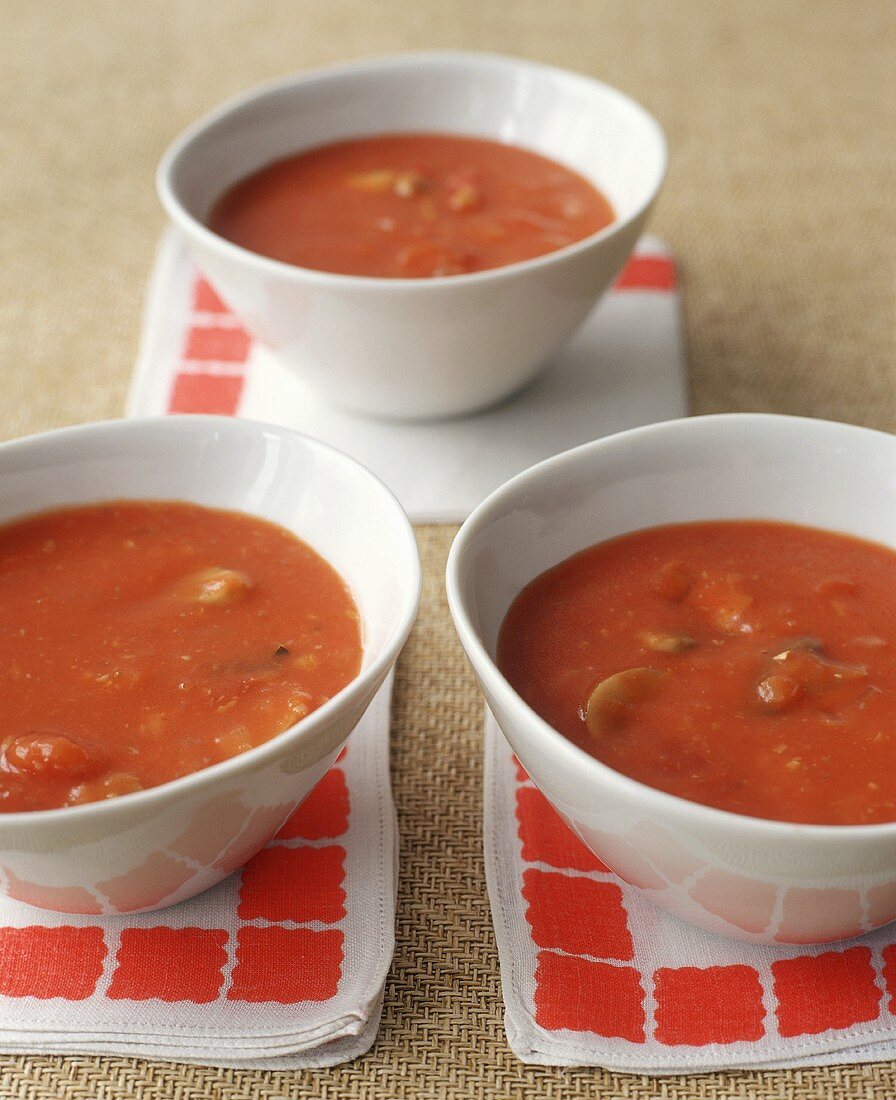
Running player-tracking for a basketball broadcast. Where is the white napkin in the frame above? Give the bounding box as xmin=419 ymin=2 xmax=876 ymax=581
xmin=0 ymin=677 xmax=396 ymax=1068
xmin=485 ymin=714 xmax=896 ymax=1072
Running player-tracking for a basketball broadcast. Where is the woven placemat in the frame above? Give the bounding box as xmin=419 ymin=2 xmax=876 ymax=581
xmin=2 ymin=1 xmax=894 ymax=1096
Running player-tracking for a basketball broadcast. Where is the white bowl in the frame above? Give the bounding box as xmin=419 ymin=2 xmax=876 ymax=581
xmin=447 ymin=414 xmax=896 ymax=944
xmin=157 ymin=50 xmax=666 ymax=421
xmin=0 ymin=416 xmax=420 ymax=913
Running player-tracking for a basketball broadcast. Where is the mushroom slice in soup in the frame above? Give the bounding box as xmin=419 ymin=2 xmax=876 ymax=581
xmin=584 ymin=668 xmax=667 ymax=738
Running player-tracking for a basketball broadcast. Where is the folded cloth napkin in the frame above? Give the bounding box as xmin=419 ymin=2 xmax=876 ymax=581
xmin=484 ymin=713 xmax=896 ymax=1072
xmin=0 ymin=677 xmax=396 ymax=1068
xmin=127 ymin=229 xmax=688 ymax=523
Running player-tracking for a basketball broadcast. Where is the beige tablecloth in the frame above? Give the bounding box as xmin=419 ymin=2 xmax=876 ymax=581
xmin=2 ymin=2 xmax=894 ymax=1097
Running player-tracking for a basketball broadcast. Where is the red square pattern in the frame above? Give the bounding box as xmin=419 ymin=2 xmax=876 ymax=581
xmin=168 ymin=372 xmax=244 ymax=415
xmin=522 ymin=868 xmax=633 ymax=960
xmin=772 ymin=947 xmax=882 ymax=1037
xmin=654 ymin=965 xmax=765 ymax=1045
xmin=516 ymin=787 xmax=609 ymax=873
xmin=107 ymin=927 xmax=228 ymax=1003
xmin=534 ymin=951 xmax=645 ymax=1041
xmin=882 ymin=943 xmax=896 ymax=1015
xmin=184 ymin=324 xmax=251 ymax=363
xmin=615 ymin=255 xmax=676 ymax=291
xmin=0 ymin=926 xmax=106 ymax=1000
xmin=238 ymin=844 xmax=346 ymax=924
xmin=277 ymin=769 xmax=350 ymax=840
xmin=192 ymin=278 xmax=228 ymax=314
xmin=228 ymin=926 xmax=343 ymax=1003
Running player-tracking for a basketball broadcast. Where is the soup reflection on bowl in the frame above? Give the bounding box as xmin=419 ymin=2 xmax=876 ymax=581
xmin=447 ymin=413 xmax=896 ymax=944
xmin=0 ymin=417 xmax=420 ymax=913
xmin=157 ymin=51 xmax=666 ymax=420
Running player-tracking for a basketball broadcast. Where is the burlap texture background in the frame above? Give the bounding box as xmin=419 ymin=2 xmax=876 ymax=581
xmin=2 ymin=2 xmax=894 ymax=1096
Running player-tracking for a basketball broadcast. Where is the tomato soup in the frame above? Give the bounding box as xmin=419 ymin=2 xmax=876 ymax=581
xmin=208 ymin=133 xmax=614 ymax=278
xmin=497 ymin=521 xmax=896 ymax=826
xmin=0 ymin=501 xmax=361 ymax=812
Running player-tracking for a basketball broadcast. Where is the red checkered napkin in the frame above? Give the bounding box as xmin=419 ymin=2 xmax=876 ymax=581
xmin=0 ymin=678 xmax=396 ymax=1068
xmin=485 ymin=714 xmax=896 ymax=1072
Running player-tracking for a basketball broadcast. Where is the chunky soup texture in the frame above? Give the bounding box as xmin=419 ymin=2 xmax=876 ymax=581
xmin=208 ymin=132 xmax=614 ymax=278
xmin=0 ymin=501 xmax=361 ymax=812
xmin=497 ymin=521 xmax=896 ymax=826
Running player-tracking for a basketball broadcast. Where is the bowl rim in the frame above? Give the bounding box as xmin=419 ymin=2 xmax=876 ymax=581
xmin=0 ymin=414 xmax=422 ymax=825
xmin=156 ymin=48 xmax=668 ymax=291
xmin=446 ymin=411 xmax=896 ymax=841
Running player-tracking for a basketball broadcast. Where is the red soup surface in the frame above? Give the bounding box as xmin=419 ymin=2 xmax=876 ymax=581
xmin=497 ymin=520 xmax=896 ymax=826
xmin=208 ymin=132 xmax=614 ymax=278
xmin=0 ymin=501 xmax=361 ymax=812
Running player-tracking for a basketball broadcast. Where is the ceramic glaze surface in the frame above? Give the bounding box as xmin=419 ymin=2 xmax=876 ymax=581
xmin=447 ymin=414 xmax=896 ymax=943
